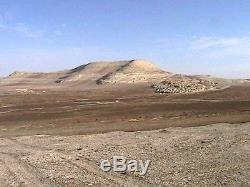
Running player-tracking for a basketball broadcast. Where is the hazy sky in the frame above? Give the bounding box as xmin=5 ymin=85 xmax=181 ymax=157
xmin=0 ymin=0 xmax=250 ymax=78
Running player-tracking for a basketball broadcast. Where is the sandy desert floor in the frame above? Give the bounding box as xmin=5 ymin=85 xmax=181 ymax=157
xmin=0 ymin=123 xmax=249 ymax=186
xmin=0 ymin=85 xmax=250 ymax=186
xmin=0 ymin=85 xmax=250 ymax=137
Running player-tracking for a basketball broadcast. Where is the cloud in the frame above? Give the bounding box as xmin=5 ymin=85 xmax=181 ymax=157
xmin=191 ymin=37 xmax=244 ymax=49
xmin=189 ymin=36 xmax=250 ymax=57
xmin=0 ymin=22 xmax=45 ymax=38
xmin=13 ymin=22 xmax=45 ymax=38
xmin=154 ymin=36 xmax=250 ymax=57
xmin=152 ymin=36 xmax=250 ymax=78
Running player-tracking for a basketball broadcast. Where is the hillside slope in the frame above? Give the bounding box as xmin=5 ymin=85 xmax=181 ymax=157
xmin=0 ymin=60 xmax=169 ymax=90
xmin=0 ymin=59 xmax=246 ymax=93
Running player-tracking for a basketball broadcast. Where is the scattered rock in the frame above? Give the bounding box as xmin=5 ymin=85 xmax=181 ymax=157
xmin=76 ymin=146 xmax=83 ymax=151
xmin=128 ymin=119 xmax=140 ymax=122
xmin=152 ymin=76 xmax=218 ymax=94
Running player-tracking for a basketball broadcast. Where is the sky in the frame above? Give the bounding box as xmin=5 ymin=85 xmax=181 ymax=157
xmin=0 ymin=0 xmax=250 ymax=78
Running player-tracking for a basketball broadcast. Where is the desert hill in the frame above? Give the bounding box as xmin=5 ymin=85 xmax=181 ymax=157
xmin=55 ymin=59 xmax=168 ymax=85
xmin=0 ymin=60 xmax=169 ymax=90
xmin=0 ymin=59 xmax=246 ymax=93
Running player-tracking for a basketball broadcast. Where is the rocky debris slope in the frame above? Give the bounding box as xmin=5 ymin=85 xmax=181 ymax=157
xmin=152 ymin=75 xmax=219 ymax=94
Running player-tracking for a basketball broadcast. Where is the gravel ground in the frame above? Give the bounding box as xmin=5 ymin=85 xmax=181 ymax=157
xmin=0 ymin=123 xmax=249 ymax=186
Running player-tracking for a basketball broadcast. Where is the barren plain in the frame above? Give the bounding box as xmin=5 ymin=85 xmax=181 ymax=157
xmin=0 ymin=60 xmax=250 ymax=186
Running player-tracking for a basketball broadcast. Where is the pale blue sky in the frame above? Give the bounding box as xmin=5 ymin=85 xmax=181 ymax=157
xmin=0 ymin=0 xmax=250 ymax=78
